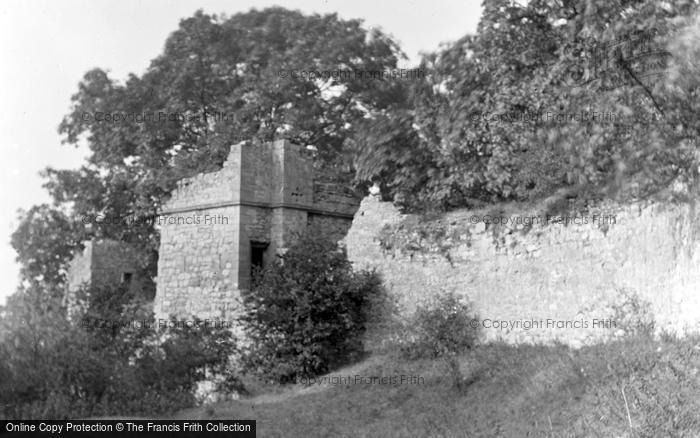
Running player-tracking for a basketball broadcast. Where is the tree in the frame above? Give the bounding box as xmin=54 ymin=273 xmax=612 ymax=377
xmin=354 ymin=0 xmax=573 ymax=210
xmin=10 ymin=205 xmax=82 ymax=300
xmin=544 ymin=0 xmax=699 ymax=200
xmin=34 ymin=7 xmax=407 ymax=287
xmin=358 ymin=0 xmax=700 ymax=211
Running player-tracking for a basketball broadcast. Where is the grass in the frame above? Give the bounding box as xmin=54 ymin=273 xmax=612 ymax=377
xmin=172 ymin=333 xmax=700 ymax=437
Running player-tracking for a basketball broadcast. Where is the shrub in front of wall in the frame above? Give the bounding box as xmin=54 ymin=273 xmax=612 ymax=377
xmin=240 ymin=229 xmax=383 ymax=383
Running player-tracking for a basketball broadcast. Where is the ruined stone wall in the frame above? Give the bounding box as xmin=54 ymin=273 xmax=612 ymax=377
xmin=65 ymin=239 xmax=143 ymax=315
xmin=65 ymin=242 xmax=94 ymax=314
xmin=344 ymin=195 xmax=700 ymax=347
xmin=313 ymin=181 xmax=359 ymax=217
xmin=308 ymin=181 xmax=359 ymax=242
xmin=308 ymin=214 xmax=354 ymax=243
xmin=90 ymin=240 xmax=141 ymax=286
xmin=66 ymin=242 xmax=93 ymax=291
xmin=161 ymin=160 xmax=240 ymax=212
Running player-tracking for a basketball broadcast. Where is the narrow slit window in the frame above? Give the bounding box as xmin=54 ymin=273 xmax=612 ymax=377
xmin=121 ymin=272 xmax=133 ymax=287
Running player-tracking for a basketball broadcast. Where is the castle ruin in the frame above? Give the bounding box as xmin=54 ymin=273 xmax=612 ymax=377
xmin=64 ymin=139 xmax=700 ymax=346
xmin=153 ymin=140 xmax=359 ymax=320
xmin=64 ymin=238 xmax=148 ymax=315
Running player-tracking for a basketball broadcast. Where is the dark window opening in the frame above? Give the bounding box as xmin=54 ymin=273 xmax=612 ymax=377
xmin=251 ymin=242 xmax=269 ymax=279
xmin=121 ymin=272 xmax=133 ymax=287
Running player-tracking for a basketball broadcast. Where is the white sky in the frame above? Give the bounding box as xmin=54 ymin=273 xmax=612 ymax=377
xmin=0 ymin=0 xmax=481 ymax=304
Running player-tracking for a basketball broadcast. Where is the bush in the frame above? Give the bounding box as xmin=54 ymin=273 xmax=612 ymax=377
xmin=397 ymin=291 xmax=481 ymax=390
xmin=0 ymin=283 xmax=239 ymax=419
xmin=400 ymin=291 xmax=480 ymax=360
xmin=240 ymin=229 xmax=383 ymax=383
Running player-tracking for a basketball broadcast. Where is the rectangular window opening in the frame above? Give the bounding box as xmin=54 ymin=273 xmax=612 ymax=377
xmin=121 ymin=272 xmax=133 ymax=287
xmin=250 ymin=241 xmax=269 ymax=279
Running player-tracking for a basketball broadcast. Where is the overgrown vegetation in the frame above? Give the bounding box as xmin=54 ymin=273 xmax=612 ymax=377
xmin=240 ymin=230 xmax=384 ymax=383
xmin=182 ymin=292 xmax=696 ymax=436
xmin=398 ymin=291 xmax=481 ymax=391
xmin=0 ymin=283 xmax=238 ymax=419
xmin=355 ymin=0 xmax=700 ymax=211
xmin=180 ymin=333 xmax=700 ymax=437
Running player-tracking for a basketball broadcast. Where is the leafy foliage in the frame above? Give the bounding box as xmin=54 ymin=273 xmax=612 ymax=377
xmin=355 ymin=0 xmax=700 ymax=211
xmin=401 ymin=291 xmax=481 ymax=361
xmin=240 ymin=229 xmax=383 ymax=383
xmin=384 ymin=291 xmax=481 ymax=391
xmin=10 ymin=205 xmax=82 ymax=298
xmin=0 ymin=283 xmax=238 ymax=419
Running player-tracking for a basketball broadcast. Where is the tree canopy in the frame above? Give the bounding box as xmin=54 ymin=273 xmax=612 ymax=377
xmin=355 ymin=0 xmax=699 ymax=210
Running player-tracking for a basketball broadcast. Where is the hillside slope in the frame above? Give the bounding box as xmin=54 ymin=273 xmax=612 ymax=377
xmin=175 ymin=335 xmax=700 ymax=437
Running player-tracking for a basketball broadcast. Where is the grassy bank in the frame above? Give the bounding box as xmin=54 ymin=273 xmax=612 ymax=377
xmin=175 ymin=334 xmax=700 ymax=437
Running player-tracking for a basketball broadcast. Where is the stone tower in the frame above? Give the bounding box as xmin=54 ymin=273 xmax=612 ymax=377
xmin=154 ymin=140 xmax=359 ymax=320
xmin=64 ymin=238 xmax=145 ymax=315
